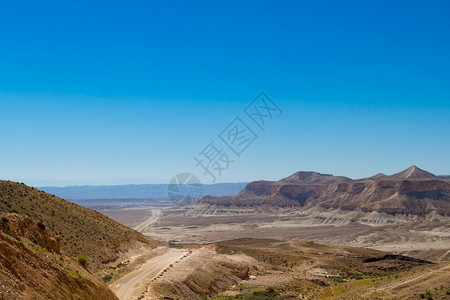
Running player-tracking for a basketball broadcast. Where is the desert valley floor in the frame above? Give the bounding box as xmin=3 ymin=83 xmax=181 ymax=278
xmin=98 ymin=203 xmax=450 ymax=300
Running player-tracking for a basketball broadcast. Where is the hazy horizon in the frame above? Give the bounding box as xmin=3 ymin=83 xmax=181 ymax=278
xmin=8 ymin=164 xmax=447 ymax=187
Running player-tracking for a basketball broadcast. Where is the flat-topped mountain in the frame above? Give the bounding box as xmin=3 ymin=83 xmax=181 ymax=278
xmin=278 ymin=171 xmax=352 ymax=185
xmin=201 ymin=166 xmax=450 ymax=215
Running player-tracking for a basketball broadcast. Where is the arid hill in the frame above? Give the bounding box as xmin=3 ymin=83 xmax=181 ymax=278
xmin=0 ymin=213 xmax=118 ymax=299
xmin=201 ymin=166 xmax=450 ymax=215
xmin=0 ymin=180 xmax=158 ymax=270
xmin=137 ymin=239 xmax=449 ymax=300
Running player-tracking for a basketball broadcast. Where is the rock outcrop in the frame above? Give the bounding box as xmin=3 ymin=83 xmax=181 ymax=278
xmin=0 ymin=213 xmax=118 ymax=299
xmin=201 ymin=166 xmax=450 ymax=215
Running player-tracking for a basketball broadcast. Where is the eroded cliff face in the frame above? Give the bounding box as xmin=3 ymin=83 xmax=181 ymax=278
xmin=0 ymin=213 xmax=118 ymax=300
xmin=202 ymin=167 xmax=450 ymax=215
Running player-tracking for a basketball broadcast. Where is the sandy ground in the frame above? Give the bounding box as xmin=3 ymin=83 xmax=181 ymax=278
xmin=144 ymin=218 xmax=449 ymax=260
xmin=102 ymin=205 xmax=449 ymax=262
xmin=99 ymin=206 xmax=155 ymax=229
xmin=110 ymin=247 xmax=188 ymax=300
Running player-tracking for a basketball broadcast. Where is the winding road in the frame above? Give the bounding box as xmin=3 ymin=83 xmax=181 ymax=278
xmin=110 ymin=248 xmax=188 ymax=300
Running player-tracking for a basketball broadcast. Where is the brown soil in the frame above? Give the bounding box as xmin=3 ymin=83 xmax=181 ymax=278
xmin=0 ymin=213 xmax=117 ymax=299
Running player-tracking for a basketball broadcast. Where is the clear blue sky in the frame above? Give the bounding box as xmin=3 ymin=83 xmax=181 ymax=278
xmin=0 ymin=1 xmax=449 ymax=186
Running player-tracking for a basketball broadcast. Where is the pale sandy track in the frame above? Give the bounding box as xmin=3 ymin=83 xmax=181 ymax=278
xmin=133 ymin=209 xmax=161 ymax=232
xmin=378 ymin=263 xmax=450 ymax=291
xmin=110 ymin=248 xmax=188 ymax=300
xmin=361 ymin=262 xmax=450 ymax=298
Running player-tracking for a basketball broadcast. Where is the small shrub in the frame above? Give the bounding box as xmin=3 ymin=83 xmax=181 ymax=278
xmin=37 ymin=221 xmax=46 ymax=230
xmin=420 ymin=292 xmax=433 ymax=300
xmin=77 ymin=255 xmax=89 ymax=268
xmin=266 ymin=286 xmax=278 ymax=296
xmin=351 ymin=274 xmax=363 ymax=280
xmin=102 ymin=274 xmax=113 ymax=282
xmin=330 ymin=276 xmax=344 ymax=283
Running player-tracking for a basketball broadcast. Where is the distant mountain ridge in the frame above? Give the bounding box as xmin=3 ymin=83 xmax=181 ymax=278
xmin=39 ymin=182 xmax=248 ymax=200
xmin=201 ymin=166 xmax=450 ymax=215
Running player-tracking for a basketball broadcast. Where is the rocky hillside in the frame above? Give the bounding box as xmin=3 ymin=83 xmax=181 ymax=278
xmin=201 ymin=166 xmax=450 ymax=215
xmin=0 ymin=213 xmax=118 ymax=299
xmin=0 ymin=180 xmax=158 ymax=270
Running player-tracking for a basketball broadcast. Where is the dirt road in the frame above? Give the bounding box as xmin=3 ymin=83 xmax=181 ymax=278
xmin=133 ymin=209 xmax=161 ymax=233
xmin=361 ymin=262 xmax=450 ymax=298
xmin=110 ymin=248 xmax=188 ymax=300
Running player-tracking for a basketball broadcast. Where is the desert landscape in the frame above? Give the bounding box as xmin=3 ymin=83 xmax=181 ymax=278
xmin=94 ymin=166 xmax=450 ymax=299
xmin=1 ymin=1 xmax=449 ymax=299
xmin=2 ymin=166 xmax=449 ymax=299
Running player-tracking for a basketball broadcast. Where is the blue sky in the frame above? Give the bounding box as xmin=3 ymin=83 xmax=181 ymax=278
xmin=0 ymin=1 xmax=449 ymax=186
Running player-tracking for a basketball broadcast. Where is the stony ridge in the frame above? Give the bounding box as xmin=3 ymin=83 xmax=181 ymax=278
xmin=201 ymin=166 xmax=450 ymax=215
